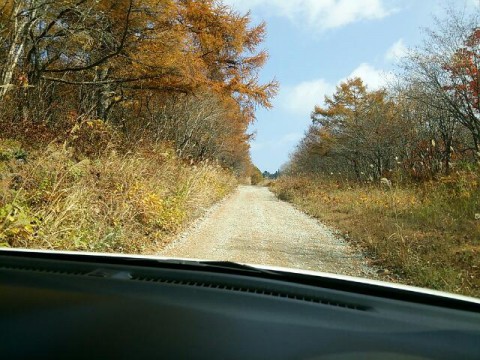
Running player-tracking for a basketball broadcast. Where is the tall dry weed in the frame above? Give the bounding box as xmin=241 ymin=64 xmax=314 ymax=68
xmin=271 ymin=173 xmax=480 ymax=297
xmin=0 ymin=140 xmax=236 ymax=253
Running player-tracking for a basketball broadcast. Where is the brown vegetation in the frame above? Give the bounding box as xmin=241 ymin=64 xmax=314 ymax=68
xmin=0 ymin=0 xmax=275 ymax=252
xmin=278 ymin=10 xmax=480 ymax=297
xmin=271 ymin=174 xmax=480 ymax=297
xmin=0 ymin=138 xmax=236 ymax=253
xmin=286 ymin=11 xmax=479 ymax=182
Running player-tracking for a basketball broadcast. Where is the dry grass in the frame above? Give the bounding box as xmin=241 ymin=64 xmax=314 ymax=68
xmin=0 ymin=139 xmax=236 ymax=254
xmin=271 ymin=173 xmax=480 ymax=297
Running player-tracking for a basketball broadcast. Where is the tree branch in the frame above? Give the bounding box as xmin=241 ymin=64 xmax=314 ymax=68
xmin=43 ymin=0 xmax=133 ymax=73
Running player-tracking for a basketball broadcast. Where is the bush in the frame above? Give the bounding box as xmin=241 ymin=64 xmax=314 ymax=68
xmin=0 ymin=139 xmax=27 ymax=162
xmin=250 ymin=167 xmax=263 ymax=185
xmin=0 ymin=201 xmax=40 ymax=247
xmin=66 ymin=119 xmax=119 ymax=159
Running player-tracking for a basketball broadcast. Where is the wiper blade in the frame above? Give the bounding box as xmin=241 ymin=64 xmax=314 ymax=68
xmin=196 ymin=260 xmax=282 ymax=275
xmin=146 ymin=258 xmax=283 ymax=276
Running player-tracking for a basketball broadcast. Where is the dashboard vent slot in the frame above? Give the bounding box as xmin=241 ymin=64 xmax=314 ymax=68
xmin=131 ymin=275 xmax=369 ymax=311
xmin=0 ymin=263 xmax=368 ymax=311
xmin=0 ymin=265 xmax=87 ymax=276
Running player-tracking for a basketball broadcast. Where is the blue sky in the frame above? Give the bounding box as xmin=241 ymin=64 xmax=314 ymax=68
xmin=224 ymin=0 xmax=479 ymax=173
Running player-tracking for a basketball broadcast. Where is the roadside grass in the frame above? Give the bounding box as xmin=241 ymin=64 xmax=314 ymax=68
xmin=271 ymin=173 xmax=480 ymax=297
xmin=0 ymin=139 xmax=236 ymax=254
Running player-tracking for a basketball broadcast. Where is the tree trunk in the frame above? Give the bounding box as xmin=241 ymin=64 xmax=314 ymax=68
xmin=0 ymin=1 xmax=38 ymax=101
xmin=94 ymin=67 xmax=112 ymax=120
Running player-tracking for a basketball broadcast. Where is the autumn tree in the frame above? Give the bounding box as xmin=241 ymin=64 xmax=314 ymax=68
xmin=309 ymin=78 xmax=402 ymax=180
xmin=0 ymin=0 xmax=276 ymax=175
xmin=392 ymin=82 xmax=463 ymax=178
xmin=402 ymin=9 xmax=480 ymax=155
xmin=127 ymin=91 xmax=251 ymax=169
xmin=286 ymin=8 xmax=479 ymax=183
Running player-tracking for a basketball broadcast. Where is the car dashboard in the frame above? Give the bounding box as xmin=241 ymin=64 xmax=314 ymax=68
xmin=1 ymin=249 xmax=480 ymax=359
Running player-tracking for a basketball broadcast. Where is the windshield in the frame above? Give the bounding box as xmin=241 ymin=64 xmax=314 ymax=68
xmin=0 ymin=0 xmax=479 ymax=299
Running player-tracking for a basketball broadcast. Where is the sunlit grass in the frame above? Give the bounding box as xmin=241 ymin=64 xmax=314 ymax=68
xmin=0 ymin=140 xmax=236 ymax=254
xmin=271 ymin=173 xmax=480 ymax=297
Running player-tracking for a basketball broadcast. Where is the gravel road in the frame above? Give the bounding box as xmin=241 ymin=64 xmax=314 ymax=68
xmin=161 ymin=185 xmax=375 ymax=277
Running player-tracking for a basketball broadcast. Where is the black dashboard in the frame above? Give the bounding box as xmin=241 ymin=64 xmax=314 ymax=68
xmin=1 ymin=250 xmax=480 ymax=359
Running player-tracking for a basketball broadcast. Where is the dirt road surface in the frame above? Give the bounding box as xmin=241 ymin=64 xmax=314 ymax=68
xmin=161 ymin=186 xmax=375 ymax=277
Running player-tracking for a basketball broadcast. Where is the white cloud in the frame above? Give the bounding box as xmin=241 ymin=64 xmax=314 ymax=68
xmin=347 ymin=63 xmax=393 ymax=89
xmin=224 ymin=0 xmax=395 ymax=31
xmin=283 ymin=63 xmax=394 ymax=115
xmin=385 ymin=38 xmax=407 ymax=62
xmin=283 ymin=78 xmax=335 ymax=115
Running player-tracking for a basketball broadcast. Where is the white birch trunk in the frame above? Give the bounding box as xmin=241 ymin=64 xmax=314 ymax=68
xmin=0 ymin=0 xmax=38 ymax=101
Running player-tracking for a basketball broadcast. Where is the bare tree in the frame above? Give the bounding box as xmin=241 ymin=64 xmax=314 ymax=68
xmin=401 ymin=9 xmax=480 ymax=154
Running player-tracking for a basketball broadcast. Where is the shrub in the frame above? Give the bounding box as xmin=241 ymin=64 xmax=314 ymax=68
xmin=0 ymin=201 xmax=40 ymax=248
xmin=0 ymin=139 xmax=26 ymax=162
xmin=67 ymin=119 xmax=119 ymax=159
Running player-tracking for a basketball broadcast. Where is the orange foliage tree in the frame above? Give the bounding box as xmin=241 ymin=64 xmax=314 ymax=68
xmin=0 ymin=0 xmax=277 ymax=173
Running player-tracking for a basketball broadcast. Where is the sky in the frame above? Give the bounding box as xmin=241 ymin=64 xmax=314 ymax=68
xmin=224 ymin=0 xmax=480 ymax=173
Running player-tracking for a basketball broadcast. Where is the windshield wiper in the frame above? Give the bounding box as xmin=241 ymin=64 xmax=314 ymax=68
xmin=137 ymin=258 xmax=283 ymax=276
